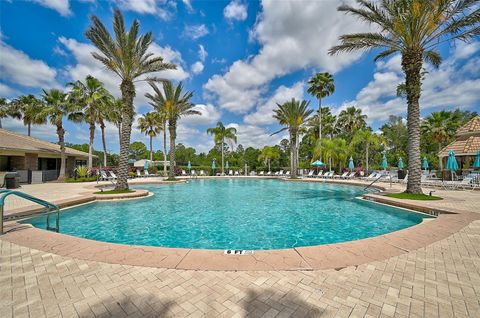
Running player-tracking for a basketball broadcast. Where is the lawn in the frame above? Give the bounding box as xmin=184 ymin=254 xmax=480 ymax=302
xmin=94 ymin=189 xmax=135 ymax=195
xmin=385 ymin=193 xmax=443 ymax=201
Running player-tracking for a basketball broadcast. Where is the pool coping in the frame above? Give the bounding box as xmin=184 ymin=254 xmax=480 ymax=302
xmin=2 ymin=178 xmax=479 ymax=271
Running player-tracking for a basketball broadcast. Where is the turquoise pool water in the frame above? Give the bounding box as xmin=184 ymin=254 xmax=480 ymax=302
xmin=23 ymin=179 xmax=429 ymax=250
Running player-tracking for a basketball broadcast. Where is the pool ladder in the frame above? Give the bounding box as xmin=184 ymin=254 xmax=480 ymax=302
xmin=0 ymin=189 xmax=60 ymax=235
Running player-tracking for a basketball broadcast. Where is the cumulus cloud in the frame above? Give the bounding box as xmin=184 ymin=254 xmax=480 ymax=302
xmin=183 ymin=24 xmax=209 ymax=40
xmin=191 ymin=61 xmax=204 ymax=74
xmin=32 ymin=0 xmax=72 ymax=17
xmin=0 ymin=40 xmax=58 ymax=88
xmin=244 ymin=82 xmax=304 ymax=126
xmin=3 ymin=117 xmax=59 ymax=141
xmin=204 ymin=0 xmax=368 ymax=113
xmin=224 ymin=0 xmax=248 ymax=21
xmin=227 ymin=123 xmax=286 ymax=149
xmin=115 ymin=0 xmax=176 ymax=20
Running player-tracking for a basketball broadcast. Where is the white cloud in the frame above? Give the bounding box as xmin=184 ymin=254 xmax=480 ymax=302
xmin=204 ymin=0 xmax=368 ymax=113
xmin=2 ymin=118 xmax=59 ymax=142
xmin=181 ymin=104 xmax=221 ymax=126
xmin=191 ymin=61 xmax=204 ymax=74
xmin=244 ymin=82 xmax=304 ymax=126
xmin=115 ymin=0 xmax=176 ymax=20
xmin=0 ymin=40 xmax=58 ymax=88
xmin=32 ymin=0 xmax=71 ymax=17
xmin=183 ymin=24 xmax=209 ymax=40
xmin=198 ymin=45 xmax=208 ymax=62
xmin=182 ymin=0 xmax=193 ymax=13
xmin=224 ymin=0 xmax=247 ymax=21
xmin=227 ymin=123 xmax=286 ymax=149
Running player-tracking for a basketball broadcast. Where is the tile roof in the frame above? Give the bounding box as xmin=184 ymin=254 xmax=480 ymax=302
xmin=439 ymin=136 xmax=480 ymax=157
xmin=457 ymin=116 xmax=480 ymax=135
xmin=0 ymin=128 xmax=92 ymax=158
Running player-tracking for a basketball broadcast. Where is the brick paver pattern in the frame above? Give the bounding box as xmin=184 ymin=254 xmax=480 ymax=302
xmin=1 ymin=220 xmax=480 ymax=318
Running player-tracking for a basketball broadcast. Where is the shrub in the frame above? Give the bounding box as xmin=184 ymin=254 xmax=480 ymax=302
xmin=128 ymin=172 xmax=136 ymax=178
xmin=75 ymin=165 xmax=89 ymax=178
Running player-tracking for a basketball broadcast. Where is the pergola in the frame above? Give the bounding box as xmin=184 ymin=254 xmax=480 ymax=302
xmin=438 ymin=116 xmax=480 ymax=170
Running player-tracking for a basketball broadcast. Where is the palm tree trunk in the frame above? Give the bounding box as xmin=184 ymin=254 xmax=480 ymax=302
xmin=268 ymin=159 xmax=271 ymax=172
xmin=438 ymin=143 xmax=443 ymax=170
xmin=88 ymin=121 xmax=95 ymax=169
xmin=149 ymin=135 xmax=153 ymax=161
xmin=116 ymin=80 xmax=135 ymax=190
xmin=366 ymin=143 xmax=369 ymax=174
xmin=221 ymin=135 xmax=225 ymax=175
xmin=0 ymin=119 xmax=2 ymax=128
xmin=57 ymin=123 xmax=66 ymax=182
xmin=163 ymin=122 xmax=167 ymax=176
xmin=28 ymin=123 xmax=31 ymax=136
xmin=100 ymin=120 xmax=107 ymax=167
xmin=291 ymin=131 xmax=297 ymax=178
xmin=402 ymin=51 xmax=423 ymax=194
xmin=168 ymin=124 xmax=176 ymax=179
xmin=318 ymin=98 xmax=322 ymax=140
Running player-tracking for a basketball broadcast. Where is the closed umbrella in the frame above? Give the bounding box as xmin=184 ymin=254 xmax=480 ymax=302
xmin=446 ymin=150 xmax=459 ymax=180
xmin=211 ymin=159 xmax=216 ymax=175
xmin=397 ymin=157 xmax=404 ymax=170
xmin=348 ymin=157 xmax=354 ymax=171
xmin=422 ymin=157 xmax=429 ymax=171
xmin=144 ymin=160 xmax=150 ymax=170
xmin=381 ymin=154 xmax=388 ymax=171
xmin=226 ymin=161 xmax=229 ymax=171
xmin=187 ymin=161 xmax=191 ymax=172
xmin=473 ymin=151 xmax=480 ymax=168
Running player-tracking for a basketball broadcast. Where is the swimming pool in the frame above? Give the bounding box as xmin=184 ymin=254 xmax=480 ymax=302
xmin=23 ymin=179 xmax=430 ymax=250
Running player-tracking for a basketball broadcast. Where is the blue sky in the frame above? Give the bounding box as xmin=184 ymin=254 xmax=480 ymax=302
xmin=1 ymin=0 xmax=479 ymax=154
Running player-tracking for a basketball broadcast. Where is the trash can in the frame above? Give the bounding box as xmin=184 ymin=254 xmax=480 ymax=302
xmin=5 ymin=172 xmax=20 ymax=189
xmin=398 ymin=170 xmax=406 ymax=180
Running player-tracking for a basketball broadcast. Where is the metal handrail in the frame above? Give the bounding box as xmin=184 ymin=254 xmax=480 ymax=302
xmin=0 ymin=190 xmax=60 ymax=234
xmin=364 ymin=175 xmax=385 ymax=191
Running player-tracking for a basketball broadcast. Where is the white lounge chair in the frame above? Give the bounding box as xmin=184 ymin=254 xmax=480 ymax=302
xmin=228 ymin=170 xmax=233 ymax=176
xmin=278 ymin=170 xmax=284 ymax=176
xmin=259 ymin=171 xmax=264 ymax=176
xmin=109 ymin=171 xmax=117 ymax=179
xmin=306 ymin=170 xmax=314 ymax=178
xmin=346 ymin=172 xmax=356 ymax=179
xmin=191 ymin=169 xmax=197 ymax=177
xmin=315 ymin=170 xmax=324 ymax=178
xmin=136 ymin=170 xmax=143 ymax=178
xmin=336 ymin=172 xmax=348 ymax=179
xmin=144 ymin=170 xmax=154 ymax=177
xmin=285 ymin=171 xmax=290 ymax=176
xmin=234 ymin=171 xmax=239 ymax=176
xmin=181 ymin=170 xmax=187 ymax=176
xmin=200 ymin=170 xmax=206 ymax=176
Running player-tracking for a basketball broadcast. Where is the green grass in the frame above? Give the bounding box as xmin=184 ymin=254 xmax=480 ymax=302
xmin=94 ymin=189 xmax=135 ymax=195
xmin=66 ymin=177 xmax=97 ymax=183
xmin=165 ymin=177 xmax=178 ymax=181
xmin=385 ymin=193 xmax=443 ymax=201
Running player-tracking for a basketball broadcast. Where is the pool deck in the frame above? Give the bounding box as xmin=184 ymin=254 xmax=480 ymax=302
xmin=1 ymin=177 xmax=480 ymax=317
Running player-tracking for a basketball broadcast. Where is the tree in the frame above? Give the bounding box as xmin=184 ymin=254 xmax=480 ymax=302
xmin=68 ymin=75 xmax=110 ymax=168
xmin=380 ymin=115 xmax=408 ymax=164
xmin=137 ymin=112 xmax=161 ymax=161
xmin=0 ymin=97 xmax=11 ymax=128
xmin=207 ymin=121 xmax=237 ymax=175
xmin=307 ymin=72 xmax=335 ymax=143
xmin=314 ymin=138 xmax=336 ymax=171
xmin=329 ymin=0 xmax=479 ymax=194
xmin=336 ymin=106 xmax=367 ymax=140
xmin=272 ymin=98 xmax=313 ymax=178
xmin=129 ymin=141 xmax=148 ymax=160
xmin=42 ymin=89 xmax=77 ymax=181
xmin=145 ymin=81 xmax=199 ymax=179
xmin=351 ymin=130 xmax=385 ymax=173
xmin=145 ymin=89 xmax=169 ymax=176
xmin=10 ymin=95 xmax=46 ymax=136
xmin=86 ymin=9 xmax=176 ymax=189
xmin=258 ymin=146 xmax=281 ymax=172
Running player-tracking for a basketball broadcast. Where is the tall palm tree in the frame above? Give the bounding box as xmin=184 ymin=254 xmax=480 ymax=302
xmin=329 ymin=0 xmax=479 ymax=194
xmin=258 ymin=146 xmax=281 ymax=172
xmin=145 ymin=81 xmax=200 ymax=179
xmin=145 ymin=93 xmax=169 ymax=176
xmin=351 ymin=129 xmax=385 ymax=173
xmin=272 ymin=98 xmax=313 ymax=178
xmin=207 ymin=121 xmax=237 ymax=175
xmin=137 ymin=112 xmax=161 ymax=162
xmin=336 ymin=106 xmax=367 ymax=139
xmin=10 ymin=95 xmax=46 ymax=136
xmin=86 ymin=9 xmax=176 ymax=189
xmin=307 ymin=72 xmax=335 ymax=142
xmin=308 ymin=107 xmax=339 ymax=139
xmin=334 ymin=138 xmax=350 ymax=172
xmin=314 ymin=138 xmax=336 ymax=172
xmin=0 ymin=97 xmax=8 ymax=129
xmin=68 ymin=75 xmax=110 ymax=168
xmin=41 ymin=89 xmax=74 ymax=181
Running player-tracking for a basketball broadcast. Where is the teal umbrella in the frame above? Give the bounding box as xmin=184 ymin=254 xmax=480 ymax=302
xmin=381 ymin=154 xmax=388 ymax=170
xmin=211 ymin=159 xmax=216 ymax=175
xmin=397 ymin=157 xmax=404 ymax=170
xmin=311 ymin=160 xmax=325 ymax=167
xmin=348 ymin=157 xmax=354 ymax=171
xmin=473 ymin=151 xmax=480 ymax=168
xmin=226 ymin=161 xmax=229 ymax=170
xmin=446 ymin=151 xmax=459 ymax=171
xmin=187 ymin=161 xmax=191 ymax=171
xmin=422 ymin=157 xmax=429 ymax=171
xmin=144 ymin=160 xmax=150 ymax=170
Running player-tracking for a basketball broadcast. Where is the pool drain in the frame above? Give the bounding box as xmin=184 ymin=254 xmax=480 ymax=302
xmin=224 ymin=250 xmax=254 ymax=255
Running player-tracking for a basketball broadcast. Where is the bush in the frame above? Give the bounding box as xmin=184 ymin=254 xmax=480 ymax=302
xmin=128 ymin=172 xmax=136 ymax=178
xmin=75 ymin=165 xmax=89 ymax=178
xmin=66 ymin=176 xmax=97 ymax=183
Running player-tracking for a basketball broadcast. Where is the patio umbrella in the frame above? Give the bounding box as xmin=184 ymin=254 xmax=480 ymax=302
xmin=422 ymin=157 xmax=429 ymax=171
xmin=446 ymin=150 xmax=459 ymax=180
xmin=473 ymin=151 xmax=480 ymax=168
xmin=144 ymin=160 xmax=150 ymax=170
xmin=397 ymin=157 xmax=404 ymax=170
xmin=211 ymin=159 xmax=216 ymax=175
xmin=128 ymin=158 xmax=135 ymax=165
xmin=311 ymin=160 xmax=325 ymax=167
xmin=381 ymin=154 xmax=388 ymax=171
xmin=226 ymin=161 xmax=229 ymax=171
xmin=187 ymin=161 xmax=191 ymax=172
xmin=348 ymin=157 xmax=354 ymax=171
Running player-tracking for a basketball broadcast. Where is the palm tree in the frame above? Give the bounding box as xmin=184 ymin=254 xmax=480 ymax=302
xmin=329 ymin=0 xmax=479 ymax=194
xmin=336 ymin=106 xmax=367 ymax=139
xmin=68 ymin=75 xmax=110 ymax=168
xmin=41 ymin=89 xmax=74 ymax=181
xmin=86 ymin=9 xmax=176 ymax=189
xmin=314 ymin=138 xmax=336 ymax=171
xmin=272 ymin=98 xmax=313 ymax=178
xmin=307 ymin=72 xmax=335 ymax=143
xmin=207 ymin=122 xmax=237 ymax=175
xmin=308 ymin=107 xmax=339 ymax=139
xmin=351 ymin=130 xmax=385 ymax=173
xmin=145 ymin=81 xmax=200 ymax=179
xmin=137 ymin=112 xmax=161 ymax=161
xmin=145 ymin=93 xmax=169 ymax=176
xmin=334 ymin=138 xmax=350 ymax=172
xmin=258 ymin=146 xmax=281 ymax=172
xmin=10 ymin=95 xmax=46 ymax=136
xmin=0 ymin=97 xmax=10 ymax=128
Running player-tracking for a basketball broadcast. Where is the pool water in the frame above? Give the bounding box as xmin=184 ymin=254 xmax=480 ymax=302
xmin=23 ymin=179 xmax=429 ymax=250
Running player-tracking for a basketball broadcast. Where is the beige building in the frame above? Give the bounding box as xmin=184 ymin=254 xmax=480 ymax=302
xmin=0 ymin=128 xmax=92 ymax=183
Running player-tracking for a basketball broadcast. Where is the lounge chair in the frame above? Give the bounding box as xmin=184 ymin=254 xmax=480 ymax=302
xmin=228 ymin=170 xmax=233 ymax=176
xmin=335 ymin=172 xmax=348 ymax=179
xmin=274 ymin=171 xmax=279 ymax=176
xmin=109 ymin=171 xmax=117 ymax=179
xmin=315 ymin=171 xmax=324 ymax=178
xmin=259 ymin=171 xmax=264 ymax=176
xmin=136 ymin=170 xmax=143 ymax=178
xmin=306 ymin=170 xmax=314 ymax=178
xmin=199 ymin=170 xmax=206 ymax=176
xmin=285 ymin=171 xmax=290 ymax=176
xmin=100 ymin=170 xmax=112 ymax=181
xmin=234 ymin=171 xmax=239 ymax=176
xmin=144 ymin=170 xmax=155 ymax=177
xmin=278 ymin=170 xmax=284 ymax=176
xmin=346 ymin=172 xmax=356 ymax=179
xmin=181 ymin=170 xmax=187 ymax=176
xmin=321 ymin=171 xmax=333 ymax=178
xmin=191 ymin=170 xmax=197 ymax=177
xmin=266 ymin=171 xmax=272 ymax=176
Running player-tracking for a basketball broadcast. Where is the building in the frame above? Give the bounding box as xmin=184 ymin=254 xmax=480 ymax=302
xmin=438 ymin=116 xmax=480 ymax=170
xmin=133 ymin=159 xmax=170 ymax=169
xmin=0 ymin=128 xmax=92 ymax=183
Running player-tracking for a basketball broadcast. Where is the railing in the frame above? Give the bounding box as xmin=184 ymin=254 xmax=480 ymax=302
xmin=0 ymin=189 xmax=60 ymax=235
xmin=364 ymin=174 xmax=386 ymax=191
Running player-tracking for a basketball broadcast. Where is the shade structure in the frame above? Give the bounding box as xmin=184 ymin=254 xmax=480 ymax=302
xmin=226 ymin=161 xmax=229 ymax=170
xmin=381 ymin=154 xmax=388 ymax=170
xmin=187 ymin=161 xmax=191 ymax=171
xmin=397 ymin=157 xmax=404 ymax=170
xmin=348 ymin=157 xmax=354 ymax=170
xmin=311 ymin=160 xmax=325 ymax=167
xmin=422 ymin=157 xmax=429 ymax=170
xmin=144 ymin=160 xmax=150 ymax=170
xmin=446 ymin=150 xmax=459 ymax=171
xmin=473 ymin=151 xmax=480 ymax=168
